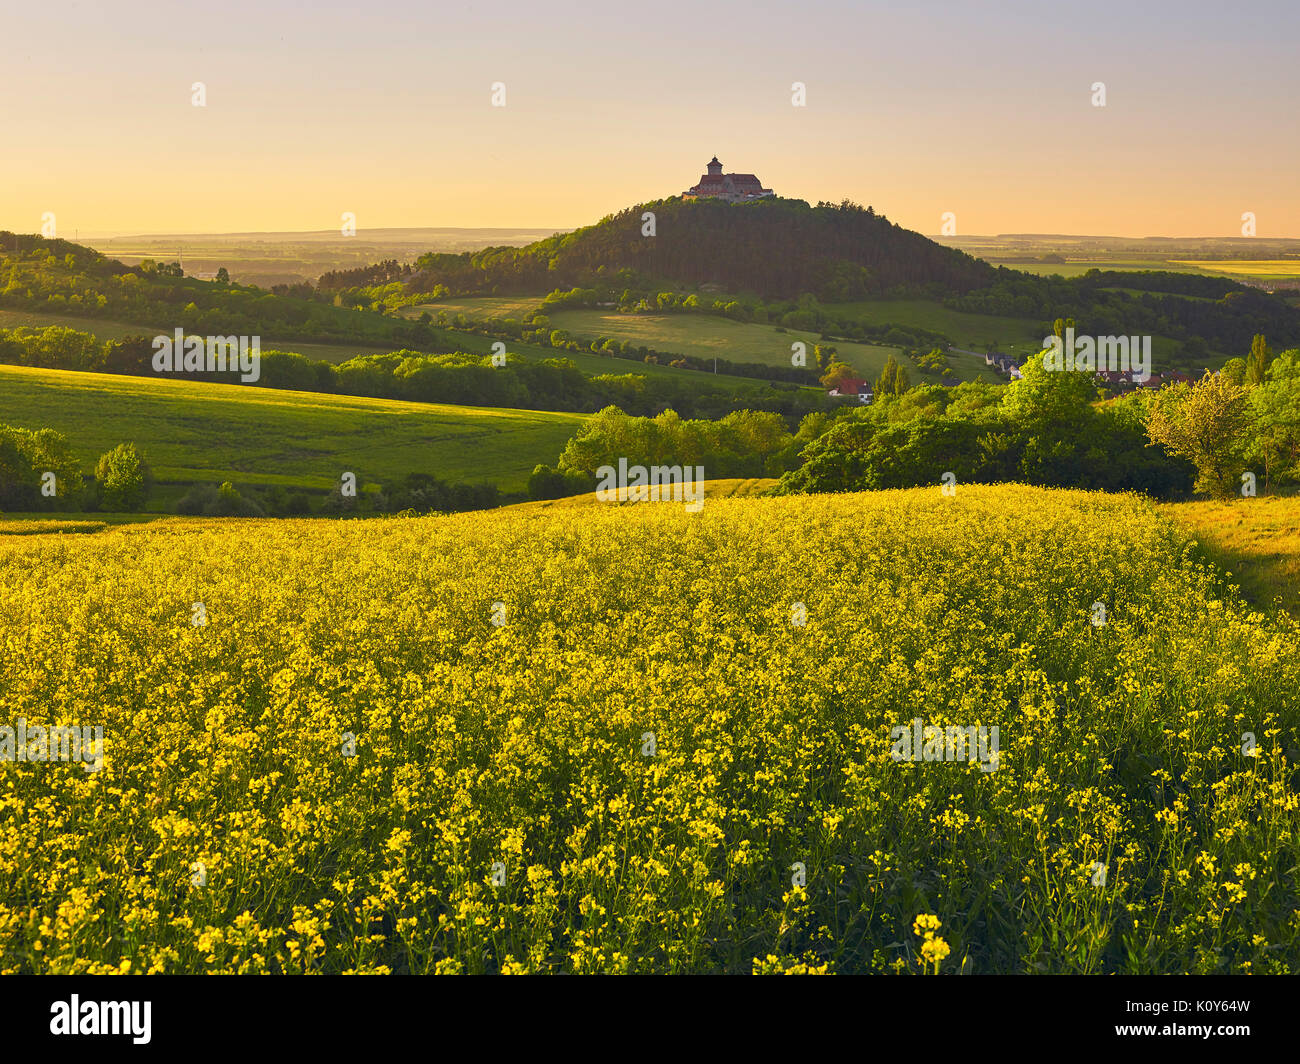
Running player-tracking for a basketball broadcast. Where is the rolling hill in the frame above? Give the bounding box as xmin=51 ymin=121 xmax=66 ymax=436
xmin=408 ymin=197 xmax=998 ymax=300
xmin=0 ymin=365 xmax=585 ymax=503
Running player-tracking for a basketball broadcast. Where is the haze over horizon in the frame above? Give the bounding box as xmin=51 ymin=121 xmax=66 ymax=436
xmin=62 ymin=227 xmax=1300 ymax=243
xmin=3 ymin=0 xmax=1298 ymax=239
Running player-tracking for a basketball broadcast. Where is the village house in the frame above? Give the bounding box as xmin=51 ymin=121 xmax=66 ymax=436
xmin=828 ymin=377 xmax=872 ymax=403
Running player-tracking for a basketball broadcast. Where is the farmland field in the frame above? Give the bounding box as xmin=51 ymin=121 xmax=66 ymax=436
xmin=399 ymin=308 xmax=789 ymax=390
xmin=412 ymin=297 xmax=545 ymax=320
xmin=414 ymin=298 xmax=1000 ymax=383
xmin=545 ymin=308 xmax=981 ymax=383
xmin=0 ymin=365 xmax=585 ymax=497
xmin=2 ymin=485 xmax=1297 ymax=974
xmin=1172 ymin=261 xmax=1300 ymax=281
xmin=822 ymin=298 xmax=1045 ymax=355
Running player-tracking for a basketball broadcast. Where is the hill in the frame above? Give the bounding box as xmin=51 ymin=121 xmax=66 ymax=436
xmin=0 ymin=231 xmax=430 ymax=351
xmin=394 ymin=202 xmax=1300 ymax=371
xmin=2 ymin=484 xmax=1298 ymax=973
xmin=408 ymin=197 xmax=998 ymax=300
xmin=0 ymin=364 xmax=585 ymax=502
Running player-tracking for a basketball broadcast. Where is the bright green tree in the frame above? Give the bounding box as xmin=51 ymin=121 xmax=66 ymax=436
xmin=1145 ymin=370 xmax=1251 ymax=496
xmin=95 ymin=442 xmax=150 ymax=511
xmin=1247 ymin=350 xmax=1300 ymax=491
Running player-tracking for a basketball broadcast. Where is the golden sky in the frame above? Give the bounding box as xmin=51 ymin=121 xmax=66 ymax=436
xmin=3 ymin=0 xmax=1297 ymax=238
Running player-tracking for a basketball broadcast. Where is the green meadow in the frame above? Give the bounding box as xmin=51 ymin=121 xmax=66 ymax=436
xmin=414 ymin=297 xmax=1010 ymax=384
xmin=822 ymin=299 xmax=1045 ymax=354
xmin=545 ymin=308 xmax=969 ymax=383
xmin=413 ymin=296 xmax=545 ymax=319
xmin=0 ymin=365 xmax=586 ymax=501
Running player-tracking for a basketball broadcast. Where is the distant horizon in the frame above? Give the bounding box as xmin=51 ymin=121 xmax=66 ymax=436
xmin=34 ymin=224 xmax=1300 ymax=245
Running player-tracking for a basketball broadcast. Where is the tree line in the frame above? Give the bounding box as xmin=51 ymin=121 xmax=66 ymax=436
xmin=0 ymin=326 xmax=830 ymax=422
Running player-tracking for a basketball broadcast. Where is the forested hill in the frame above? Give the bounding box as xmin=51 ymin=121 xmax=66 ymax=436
xmin=407 ymin=198 xmax=999 ymax=300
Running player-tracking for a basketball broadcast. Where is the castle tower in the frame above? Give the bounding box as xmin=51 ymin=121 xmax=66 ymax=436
xmin=707 ymin=156 xmax=722 ymax=176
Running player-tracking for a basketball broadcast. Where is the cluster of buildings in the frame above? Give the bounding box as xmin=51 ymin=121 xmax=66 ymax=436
xmin=1094 ymin=368 xmax=1192 ymax=391
xmin=985 ymin=353 xmax=1023 ymax=380
xmin=981 ymin=353 xmax=1192 ymax=391
xmin=682 ymin=157 xmax=774 ymax=203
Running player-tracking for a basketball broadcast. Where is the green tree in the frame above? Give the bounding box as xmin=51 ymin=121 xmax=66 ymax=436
xmin=1221 ymin=357 xmax=1247 ymax=387
xmin=1246 ymin=334 xmax=1272 ymax=387
xmin=94 ymin=442 xmax=150 ymax=511
xmin=875 ymin=355 xmax=909 ymax=398
xmin=1000 ymin=350 xmax=1096 ymax=429
xmin=1247 ymin=349 xmax=1300 ymax=491
xmin=0 ymin=424 xmax=83 ymax=509
xmin=1145 ymin=371 xmax=1251 ymax=496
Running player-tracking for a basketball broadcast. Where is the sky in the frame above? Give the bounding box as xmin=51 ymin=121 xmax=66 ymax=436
xmin=2 ymin=0 xmax=1297 ymax=238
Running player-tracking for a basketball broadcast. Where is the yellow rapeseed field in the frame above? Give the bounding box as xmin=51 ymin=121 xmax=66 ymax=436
xmin=1 ymin=484 xmax=1298 ymax=974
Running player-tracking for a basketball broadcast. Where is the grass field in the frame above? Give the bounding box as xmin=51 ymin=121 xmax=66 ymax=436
xmin=416 ymin=297 xmax=1002 ymax=384
xmin=423 ymin=292 xmax=1093 ymax=363
xmin=824 ymin=299 xmax=1050 ymax=356
xmin=0 ymin=365 xmax=585 ymax=498
xmin=1163 ymin=494 xmax=1300 ymax=616
xmin=2 ymin=484 xmax=1298 ymax=974
xmin=414 ymin=297 xmax=545 ymax=320
xmin=409 ymin=296 xmax=1197 ymax=381
xmin=403 ymin=303 xmax=800 ymax=391
xmin=545 ymin=308 xmax=977 ymax=384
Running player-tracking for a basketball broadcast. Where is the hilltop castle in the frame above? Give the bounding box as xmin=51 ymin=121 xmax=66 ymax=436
xmin=683 ymin=157 xmax=774 ymax=202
